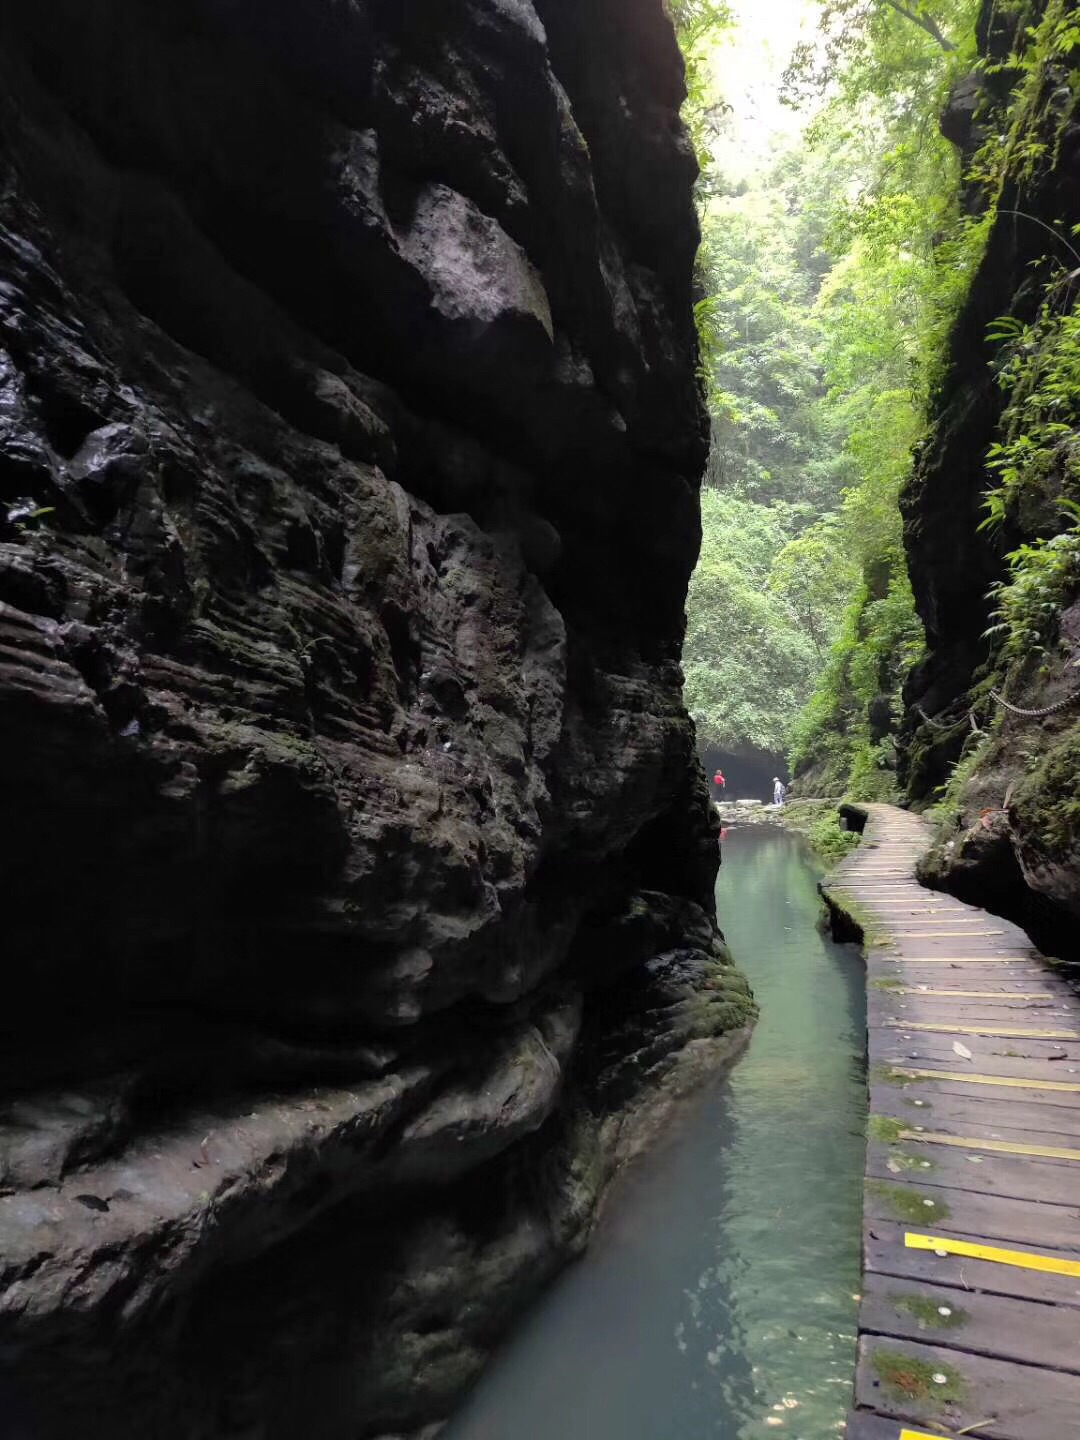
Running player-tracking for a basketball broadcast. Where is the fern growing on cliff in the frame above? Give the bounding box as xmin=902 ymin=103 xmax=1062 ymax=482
xmin=982 ymin=281 xmax=1080 ymax=532
xmin=985 ymin=503 xmax=1080 ymax=660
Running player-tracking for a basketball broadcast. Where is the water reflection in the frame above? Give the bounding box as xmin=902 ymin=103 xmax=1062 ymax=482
xmin=443 ymin=827 xmax=866 ymax=1440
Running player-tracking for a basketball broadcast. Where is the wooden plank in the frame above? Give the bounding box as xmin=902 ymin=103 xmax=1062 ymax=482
xmin=904 ymin=1231 xmax=1080 ymax=1275
xmin=871 ymin=1008 xmax=1077 ymax=1029
xmin=871 ymin=1040 xmax=1080 ymax=1080
xmin=899 ymin=1130 xmax=1080 ymax=1163
xmin=870 ymin=989 xmax=1070 ymax=1009
xmin=860 ymin=1272 xmax=1080 ymax=1375
xmin=880 ymin=990 xmax=1064 ymax=1003
xmin=870 ymin=1035 xmax=1079 ymax=1071
xmin=869 ymin=1002 xmax=1076 ymax=1028
xmin=865 ymin=1218 xmax=1080 ymax=1308
xmin=886 ymin=1022 xmax=1079 ymax=1040
xmin=835 ymin=802 xmax=1080 ymax=1440
xmin=845 ymin=1415 xmax=960 ymax=1440
xmin=867 ymin=1142 xmax=1080 ymax=1206
xmin=881 ymin=956 xmax=1035 ymax=965
xmin=870 ymin=1084 xmax=1080 ymax=1130
xmin=856 ymin=1334 xmax=1080 ymax=1439
xmin=864 ymin=1177 xmax=1080 ymax=1250
xmin=869 ymin=1076 xmax=1080 ymax=1114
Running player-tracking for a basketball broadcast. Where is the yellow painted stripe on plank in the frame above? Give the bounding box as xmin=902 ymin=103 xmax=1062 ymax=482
xmin=901 ymin=1130 xmax=1080 ymax=1161
xmin=900 ymin=1431 xmax=954 ymax=1440
xmin=891 ymin=1021 xmax=1078 ymax=1039
xmin=905 ymin=1231 xmax=1080 ymax=1278
xmin=887 ymin=1065 xmax=1080 ymax=1093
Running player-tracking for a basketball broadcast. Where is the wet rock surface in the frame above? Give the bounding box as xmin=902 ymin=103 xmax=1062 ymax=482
xmin=0 ymin=2 xmax=752 ymax=1434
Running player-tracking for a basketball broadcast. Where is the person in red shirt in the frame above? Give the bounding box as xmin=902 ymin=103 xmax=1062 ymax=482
xmin=713 ymin=769 xmax=726 ymax=793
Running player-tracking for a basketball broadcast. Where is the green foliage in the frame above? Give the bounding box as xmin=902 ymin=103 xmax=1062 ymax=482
xmin=771 ymin=0 xmax=983 ymax=796
xmin=784 ymin=1 xmax=975 ymax=127
xmin=968 ymin=0 xmax=1080 ymax=195
xmin=670 ymin=1 xmax=734 ymax=377
xmin=986 ymin=507 xmax=1080 ymax=662
xmin=776 ymin=800 xmax=863 ymax=861
xmin=670 ymin=1 xmax=734 ymax=184
xmin=1011 ymin=726 xmax=1080 ymax=861
xmin=679 ymin=0 xmax=987 ymax=793
xmin=905 ymin=4 xmax=1080 ymax=833
xmin=978 ymin=242 xmax=1080 ymax=659
xmin=983 ymin=296 xmax=1080 ymax=532
xmin=700 ymin=179 xmax=854 ymax=511
xmin=790 ymin=555 xmax=924 ymax=799
xmin=806 ymin=811 xmax=862 ymax=862
xmin=684 ymin=492 xmax=842 ymax=753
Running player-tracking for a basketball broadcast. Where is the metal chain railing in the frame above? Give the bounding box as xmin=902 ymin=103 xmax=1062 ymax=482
xmin=989 ymin=686 xmax=1080 ymax=718
xmin=916 ymin=683 xmax=1080 ymax=729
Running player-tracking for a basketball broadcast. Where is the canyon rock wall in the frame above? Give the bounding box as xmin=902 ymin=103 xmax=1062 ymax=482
xmin=0 ymin=2 xmax=753 ymax=1435
xmin=901 ymin=0 xmax=1080 ymax=935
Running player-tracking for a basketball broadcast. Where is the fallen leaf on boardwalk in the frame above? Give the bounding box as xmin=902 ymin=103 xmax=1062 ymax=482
xmin=952 ymin=1040 xmax=973 ymax=1060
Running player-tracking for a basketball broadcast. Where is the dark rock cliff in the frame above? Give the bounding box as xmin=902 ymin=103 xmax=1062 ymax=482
xmin=901 ymin=0 xmax=1080 ymax=942
xmin=0 ymin=2 xmax=753 ymax=1435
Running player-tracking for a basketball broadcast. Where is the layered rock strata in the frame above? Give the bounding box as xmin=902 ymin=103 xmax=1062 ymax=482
xmin=0 ymin=1 xmax=753 ymax=1435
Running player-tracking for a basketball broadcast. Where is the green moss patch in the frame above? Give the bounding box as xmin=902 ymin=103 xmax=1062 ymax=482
xmin=868 ymin=1115 xmax=907 ymax=1144
xmin=868 ymin=1181 xmax=950 ymax=1224
xmin=885 ymin=1150 xmax=936 ymax=1173
xmin=871 ymin=1348 xmax=966 ymax=1405
xmin=871 ymin=1064 xmax=922 ymax=1087
xmin=1012 ymin=726 xmax=1080 ymax=864
xmin=890 ymin=1293 xmax=969 ymax=1331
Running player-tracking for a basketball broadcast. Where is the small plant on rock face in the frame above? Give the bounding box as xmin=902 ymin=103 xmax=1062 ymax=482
xmin=5 ymin=498 xmax=55 ymax=534
xmin=984 ymin=498 xmax=1080 ymax=661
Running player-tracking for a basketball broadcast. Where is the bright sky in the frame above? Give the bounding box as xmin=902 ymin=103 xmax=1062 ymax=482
xmin=709 ymin=0 xmax=819 ymax=181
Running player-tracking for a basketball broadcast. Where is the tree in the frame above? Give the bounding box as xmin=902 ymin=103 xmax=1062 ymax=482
xmin=682 ymin=0 xmax=980 ymax=794
xmin=783 ymin=1 xmax=971 ymax=111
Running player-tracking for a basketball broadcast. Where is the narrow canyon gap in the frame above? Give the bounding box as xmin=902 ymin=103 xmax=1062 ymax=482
xmin=0 ymin=2 xmax=754 ymax=1436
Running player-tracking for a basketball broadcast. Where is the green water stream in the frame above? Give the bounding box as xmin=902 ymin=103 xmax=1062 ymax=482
xmin=443 ymin=826 xmax=867 ymax=1439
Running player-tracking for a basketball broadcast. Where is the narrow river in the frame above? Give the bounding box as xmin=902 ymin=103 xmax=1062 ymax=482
xmin=443 ymin=826 xmax=867 ymax=1440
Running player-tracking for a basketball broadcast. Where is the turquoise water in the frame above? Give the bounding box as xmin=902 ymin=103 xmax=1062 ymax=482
xmin=442 ymin=826 xmax=866 ymax=1440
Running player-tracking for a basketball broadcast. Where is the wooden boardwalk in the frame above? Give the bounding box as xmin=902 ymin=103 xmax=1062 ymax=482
xmin=822 ymin=803 xmax=1080 ymax=1440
